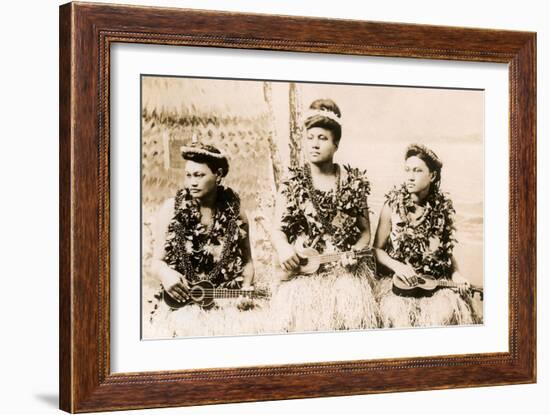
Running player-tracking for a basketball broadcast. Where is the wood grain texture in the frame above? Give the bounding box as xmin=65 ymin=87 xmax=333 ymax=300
xmin=59 ymin=3 xmax=73 ymax=412
xmin=59 ymin=2 xmax=537 ymax=412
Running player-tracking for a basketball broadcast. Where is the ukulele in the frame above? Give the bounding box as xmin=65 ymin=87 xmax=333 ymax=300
xmin=278 ymin=235 xmax=375 ymax=281
xmin=163 ymin=280 xmax=269 ymax=310
xmin=392 ymin=274 xmax=483 ymax=299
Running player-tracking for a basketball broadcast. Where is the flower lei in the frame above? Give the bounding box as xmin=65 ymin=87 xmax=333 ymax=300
xmin=386 ymin=184 xmax=457 ymax=279
xmin=163 ymin=186 xmax=246 ymax=289
xmin=304 ymin=163 xmax=341 ymax=234
xmin=280 ymin=164 xmax=371 ymax=252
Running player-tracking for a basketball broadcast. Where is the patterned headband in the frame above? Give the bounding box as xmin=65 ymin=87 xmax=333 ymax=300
xmin=303 ymin=108 xmax=343 ymax=127
xmin=180 ymin=144 xmax=227 ymax=159
xmin=180 ymin=134 xmax=227 ymax=160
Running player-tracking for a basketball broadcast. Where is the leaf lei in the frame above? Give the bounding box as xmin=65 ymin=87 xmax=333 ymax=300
xmin=280 ymin=164 xmax=371 ymax=252
xmin=163 ymin=186 xmax=246 ymax=288
xmin=386 ymin=184 xmax=457 ymax=279
xmin=303 ymin=163 xmax=341 ymax=234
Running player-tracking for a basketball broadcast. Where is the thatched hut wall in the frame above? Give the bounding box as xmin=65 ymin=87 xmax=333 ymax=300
xmin=141 ymin=77 xmax=278 ymax=216
xmin=141 ymin=77 xmax=282 ymax=292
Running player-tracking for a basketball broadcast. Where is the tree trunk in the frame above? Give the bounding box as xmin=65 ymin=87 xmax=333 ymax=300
xmin=262 ymin=82 xmax=283 ymax=191
xmin=289 ymin=82 xmax=303 ymax=168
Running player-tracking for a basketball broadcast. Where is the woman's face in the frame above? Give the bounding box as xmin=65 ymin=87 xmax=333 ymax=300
xmin=184 ymin=160 xmax=218 ymax=200
xmin=304 ymin=127 xmax=338 ymax=165
xmin=404 ymin=156 xmax=435 ymax=194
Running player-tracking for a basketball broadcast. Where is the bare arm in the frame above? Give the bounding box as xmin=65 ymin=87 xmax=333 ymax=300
xmin=352 ymin=207 xmax=371 ymax=250
xmin=451 ymin=255 xmax=470 ymax=294
xmin=237 ymin=211 xmax=255 ymax=289
xmin=373 ymin=202 xmax=417 ymax=285
xmin=270 ymin=190 xmax=301 ymax=274
xmin=373 ymin=202 xmax=401 ymax=272
xmin=150 ymin=198 xmax=189 ymax=301
xmin=270 ymin=191 xmax=292 ymax=253
xmin=340 ymin=207 xmax=372 ymax=269
xmin=451 ymin=255 xmax=460 ymax=275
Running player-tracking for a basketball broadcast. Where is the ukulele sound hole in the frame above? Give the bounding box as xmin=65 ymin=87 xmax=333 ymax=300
xmin=190 ymin=286 xmax=205 ymax=301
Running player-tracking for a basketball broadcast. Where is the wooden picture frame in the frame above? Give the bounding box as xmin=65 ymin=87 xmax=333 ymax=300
xmin=59 ymin=2 xmax=536 ymax=412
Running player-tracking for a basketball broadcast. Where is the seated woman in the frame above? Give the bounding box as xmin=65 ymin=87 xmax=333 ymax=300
xmin=147 ymin=141 xmax=256 ymax=336
xmin=270 ymin=99 xmax=379 ymax=333
xmin=373 ymin=144 xmax=479 ymax=328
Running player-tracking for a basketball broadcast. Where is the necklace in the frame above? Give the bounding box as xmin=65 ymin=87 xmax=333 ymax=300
xmin=197 ymin=206 xmax=218 ymax=247
xmin=304 ymin=163 xmax=341 ymax=233
xmin=387 ymin=184 xmax=457 ymax=277
xmin=168 ymin=188 xmax=241 ymax=284
xmin=397 ymin=189 xmax=430 ymax=227
xmin=180 ymin=218 xmax=238 ymax=282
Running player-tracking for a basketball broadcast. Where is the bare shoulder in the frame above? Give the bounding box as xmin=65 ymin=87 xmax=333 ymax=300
xmin=159 ymin=197 xmax=175 ymax=217
xmin=238 ymin=206 xmax=250 ymax=226
xmin=379 ymin=200 xmax=392 ymax=220
xmin=151 ymin=197 xmax=175 ymax=259
xmin=153 ymin=197 xmax=175 ymax=230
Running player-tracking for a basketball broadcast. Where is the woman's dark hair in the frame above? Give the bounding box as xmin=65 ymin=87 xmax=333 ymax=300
xmin=182 ymin=145 xmax=229 ymax=177
xmin=304 ymin=99 xmax=342 ymax=144
xmin=405 ymin=144 xmax=443 ymax=192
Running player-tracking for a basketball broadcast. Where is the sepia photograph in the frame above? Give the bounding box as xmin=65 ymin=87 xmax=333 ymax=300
xmin=141 ymin=75 xmax=484 ymax=339
xmin=53 ymin=2 xmax=538 ymax=412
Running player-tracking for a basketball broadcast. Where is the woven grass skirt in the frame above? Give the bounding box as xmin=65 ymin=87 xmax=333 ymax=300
xmin=144 ymin=288 xmax=272 ymax=338
xmin=268 ymin=262 xmax=379 ymax=333
xmin=143 ymin=261 xmax=379 ymax=338
xmin=375 ymin=277 xmax=482 ymax=328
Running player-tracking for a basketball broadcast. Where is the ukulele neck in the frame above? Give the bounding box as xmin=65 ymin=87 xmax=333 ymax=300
xmin=318 ymin=248 xmax=371 ymax=264
xmin=211 ymin=289 xmax=253 ymax=299
xmin=435 ymin=278 xmax=482 ymax=293
xmin=436 ymin=279 xmax=457 ymax=288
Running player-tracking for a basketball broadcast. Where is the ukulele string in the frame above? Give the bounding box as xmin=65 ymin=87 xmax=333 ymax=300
xmin=317 ymin=249 xmax=370 ymax=263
